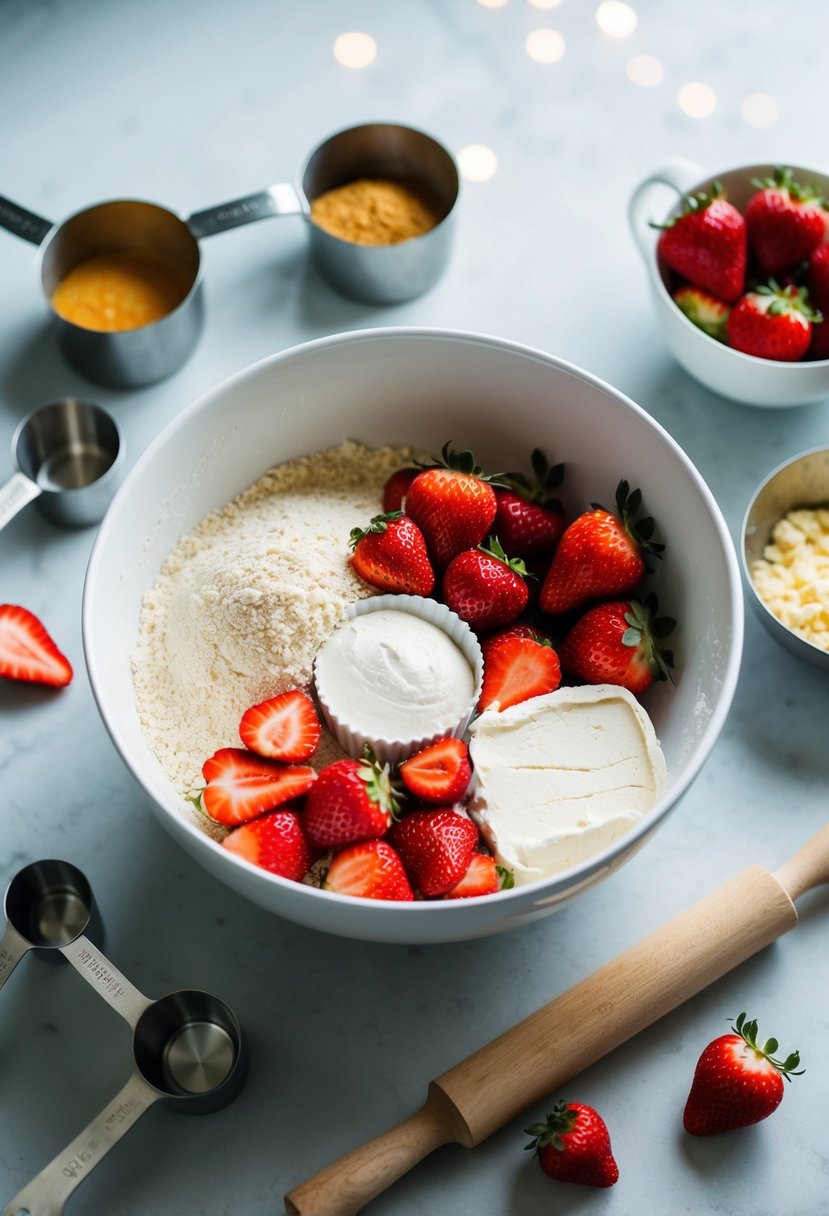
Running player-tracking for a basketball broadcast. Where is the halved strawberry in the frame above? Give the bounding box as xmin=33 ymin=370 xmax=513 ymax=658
xmin=382 ymin=467 xmax=419 ymax=514
xmin=479 ymin=633 xmax=561 ymax=712
xmin=0 ymin=604 xmax=73 ymax=687
xmin=390 ymin=808 xmax=479 ymax=897
xmin=480 ymin=622 xmax=548 ymax=663
xmin=222 ymin=809 xmax=316 ymax=880
xmin=399 ymin=737 xmax=472 ymax=804
xmin=239 ymin=689 xmax=321 ymax=762
xmin=304 ymin=750 xmax=400 ymax=848
xmin=444 ymin=852 xmax=513 ymax=899
xmin=201 ymin=748 xmax=317 ymax=826
xmin=325 ymin=840 xmax=414 ymax=901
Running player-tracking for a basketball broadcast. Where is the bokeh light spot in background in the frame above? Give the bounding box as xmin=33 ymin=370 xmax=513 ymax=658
xmin=477 ymin=0 xmax=509 ymax=8
xmin=333 ymin=32 xmax=377 ymax=69
xmin=626 ymin=54 xmax=665 ymax=87
xmin=458 ymin=144 xmax=498 ymax=182
xmin=677 ymin=81 xmax=717 ymax=118
xmin=525 ymin=28 xmax=566 ymax=63
xmin=741 ymin=92 xmax=779 ymax=128
xmin=528 ymin=0 xmax=563 ymax=9
xmin=596 ymin=1 xmax=638 ymax=38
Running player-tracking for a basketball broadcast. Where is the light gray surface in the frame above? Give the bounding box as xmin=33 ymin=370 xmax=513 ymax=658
xmin=1 ymin=2 xmax=827 ymax=1214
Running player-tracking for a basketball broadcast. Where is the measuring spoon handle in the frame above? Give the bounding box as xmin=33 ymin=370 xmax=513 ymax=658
xmin=0 ymin=470 xmax=41 ymax=532
xmin=60 ymin=935 xmax=151 ymax=1029
xmin=0 ymin=196 xmax=53 ymax=246
xmin=0 ymin=923 xmax=31 ymax=990
xmin=186 ymin=182 xmax=308 ymax=239
xmin=2 ymin=1072 xmax=159 ymax=1216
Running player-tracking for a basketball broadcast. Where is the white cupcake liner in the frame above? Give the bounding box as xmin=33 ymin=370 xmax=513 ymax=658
xmin=313 ymin=593 xmax=484 ymax=768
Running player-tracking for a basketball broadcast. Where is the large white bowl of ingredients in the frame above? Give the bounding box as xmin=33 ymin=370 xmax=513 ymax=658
xmin=83 ymin=328 xmax=742 ymax=943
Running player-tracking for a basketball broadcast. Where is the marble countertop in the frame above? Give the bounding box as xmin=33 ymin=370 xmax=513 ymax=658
xmin=1 ymin=1 xmax=827 ymax=1213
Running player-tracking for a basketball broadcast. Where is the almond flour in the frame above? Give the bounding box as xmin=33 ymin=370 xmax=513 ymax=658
xmin=132 ymin=441 xmax=414 ymax=814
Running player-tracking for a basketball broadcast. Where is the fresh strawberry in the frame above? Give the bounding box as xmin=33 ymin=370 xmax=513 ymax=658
xmin=480 ymin=622 xmax=548 ymax=662
xmin=390 ymin=808 xmax=479 ymax=897
xmin=405 ymin=443 xmax=501 ymax=567
xmin=683 ymin=1011 xmax=803 ymax=1136
xmin=672 ymin=285 xmax=730 ymax=341
xmin=443 ymin=537 xmax=529 ymax=631
xmin=239 ymin=689 xmax=321 ymax=762
xmin=324 ymin=840 xmax=414 ymax=901
xmin=0 ymin=604 xmax=73 ymax=687
xmin=444 ymin=852 xmax=513 ymax=899
xmin=560 ymin=593 xmax=675 ymax=695
xmin=539 ymin=480 xmax=662 ymax=615
xmin=655 ymin=184 xmax=747 ymax=303
xmin=494 ymin=449 xmax=567 ymax=558
xmin=399 ymin=737 xmax=472 ymax=804
xmin=221 ymin=809 xmax=316 ymax=880
xmin=807 ymin=243 xmax=829 ymax=359
xmin=744 ymin=166 xmax=828 ymax=277
xmin=350 ymin=511 xmax=435 ymax=596
xmin=200 ymin=748 xmax=317 ymax=826
xmin=304 ymin=750 xmax=400 ymax=849
xmin=525 ymin=1102 xmax=618 ymax=1188
xmin=726 ymin=282 xmax=819 ymax=361
xmin=382 ymin=467 xmax=419 ymax=513
xmin=478 ymin=633 xmax=561 ymax=712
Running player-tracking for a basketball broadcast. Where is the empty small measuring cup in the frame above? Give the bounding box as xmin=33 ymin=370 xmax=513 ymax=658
xmin=0 ymin=859 xmax=101 ymax=990
xmin=0 ymin=398 xmax=123 ymax=531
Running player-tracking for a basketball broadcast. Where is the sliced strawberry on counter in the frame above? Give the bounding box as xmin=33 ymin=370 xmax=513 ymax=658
xmin=478 ymin=632 xmax=561 ymax=712
xmin=560 ymin=593 xmax=675 ymax=695
xmin=382 ymin=467 xmax=419 ymax=514
xmin=390 ymin=807 xmax=479 ymax=897
xmin=0 ymin=603 xmax=73 ymax=687
xmin=655 ymin=183 xmax=747 ymax=303
xmin=807 ymin=243 xmax=829 ymax=359
xmin=525 ymin=1101 xmax=619 ymax=1188
xmin=399 ymin=737 xmax=472 ymax=804
xmin=744 ymin=166 xmax=828 ymax=277
xmin=443 ymin=537 xmax=529 ymax=631
xmin=325 ymin=840 xmax=414 ymax=901
xmin=222 ymin=809 xmax=316 ymax=880
xmin=304 ymin=749 xmax=400 ymax=849
xmin=683 ymin=1011 xmax=803 ymax=1136
xmin=239 ymin=689 xmax=321 ymax=762
xmin=494 ymin=449 xmax=567 ymax=559
xmin=444 ymin=852 xmax=513 ymax=899
xmin=672 ymin=284 xmax=730 ymax=342
xmin=405 ymin=442 xmax=501 ymax=567
xmin=201 ymin=747 xmax=317 ymax=827
xmin=539 ymin=480 xmax=662 ymax=615
xmin=350 ymin=511 xmax=435 ymax=596
xmin=726 ymin=281 xmax=819 ymax=361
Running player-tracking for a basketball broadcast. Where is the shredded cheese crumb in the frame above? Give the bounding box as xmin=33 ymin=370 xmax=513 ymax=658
xmin=750 ymin=507 xmax=829 ymax=651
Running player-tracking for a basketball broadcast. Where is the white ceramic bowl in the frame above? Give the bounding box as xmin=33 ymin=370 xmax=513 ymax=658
xmin=629 ymin=157 xmax=829 ymax=408
xmin=83 ymin=328 xmax=743 ymax=943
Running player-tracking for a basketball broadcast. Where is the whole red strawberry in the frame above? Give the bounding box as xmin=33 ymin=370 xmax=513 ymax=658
xmin=656 ymin=184 xmax=747 ymax=303
xmin=559 ymin=593 xmax=675 ymax=695
xmin=539 ymin=480 xmax=662 ymax=615
xmin=222 ymin=809 xmax=316 ymax=881
xmin=304 ymin=749 xmax=400 ymax=849
xmin=683 ymin=1012 xmax=803 ymax=1136
xmin=390 ymin=807 xmax=478 ymax=897
xmin=806 ymin=243 xmax=829 ymax=359
xmin=382 ymin=467 xmax=419 ymax=514
xmin=405 ymin=443 xmax=501 ymax=567
xmin=325 ymin=840 xmax=414 ymax=901
xmin=525 ymin=1101 xmax=619 ymax=1188
xmin=494 ymin=449 xmax=567 ymax=558
xmin=726 ymin=282 xmax=819 ymax=362
xmin=443 ymin=537 xmax=529 ymax=631
xmin=744 ymin=166 xmax=828 ymax=277
xmin=350 ymin=511 xmax=435 ymax=596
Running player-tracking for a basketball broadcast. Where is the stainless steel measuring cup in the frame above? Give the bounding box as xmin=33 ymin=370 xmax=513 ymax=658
xmin=0 ymin=398 xmax=123 ymax=531
xmin=0 ymin=859 xmax=101 ymax=990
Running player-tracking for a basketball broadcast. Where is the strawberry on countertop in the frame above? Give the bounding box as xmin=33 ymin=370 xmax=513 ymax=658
xmin=239 ymin=689 xmax=321 ymax=763
xmin=405 ymin=442 xmax=501 ymax=567
xmin=744 ymin=166 xmax=828 ymax=278
xmin=222 ymin=809 xmax=316 ymax=880
xmin=525 ymin=1101 xmax=619 ymax=1188
xmin=683 ymin=1011 xmax=803 ymax=1136
xmin=390 ymin=807 xmax=479 ymax=897
xmin=494 ymin=449 xmax=567 ymax=559
xmin=655 ymin=183 xmax=747 ymax=303
xmin=200 ymin=748 xmax=317 ymax=827
xmin=324 ymin=840 xmax=414 ymax=901
xmin=399 ymin=736 xmax=472 ymax=804
xmin=0 ymin=603 xmax=73 ymax=687
xmin=443 ymin=537 xmax=529 ymax=631
xmin=726 ymin=281 xmax=820 ymax=362
xmin=350 ymin=511 xmax=435 ymax=597
xmin=304 ymin=749 xmax=400 ymax=849
xmin=478 ymin=631 xmax=561 ymax=712
xmin=560 ymin=593 xmax=675 ymax=695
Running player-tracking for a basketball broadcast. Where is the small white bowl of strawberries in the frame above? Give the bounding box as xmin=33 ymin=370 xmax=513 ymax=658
xmin=629 ymin=158 xmax=829 ymax=407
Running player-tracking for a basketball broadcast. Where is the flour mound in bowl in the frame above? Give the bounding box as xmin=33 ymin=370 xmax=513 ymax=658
xmin=132 ymin=441 xmax=414 ymax=801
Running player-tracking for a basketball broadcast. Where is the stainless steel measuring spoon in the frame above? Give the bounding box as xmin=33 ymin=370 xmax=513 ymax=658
xmin=2 ymin=980 xmax=247 ymax=1216
xmin=0 ymin=859 xmax=101 ymax=991
xmin=0 ymin=398 xmax=123 ymax=531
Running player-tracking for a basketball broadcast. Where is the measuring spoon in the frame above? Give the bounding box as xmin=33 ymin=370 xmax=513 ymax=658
xmin=0 ymin=859 xmax=101 ymax=991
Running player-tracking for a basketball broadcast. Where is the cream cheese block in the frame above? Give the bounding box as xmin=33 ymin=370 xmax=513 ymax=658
xmin=467 ymin=684 xmax=667 ymax=886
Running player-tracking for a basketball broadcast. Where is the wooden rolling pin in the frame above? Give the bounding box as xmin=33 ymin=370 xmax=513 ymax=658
xmin=285 ymin=823 xmax=829 ymax=1216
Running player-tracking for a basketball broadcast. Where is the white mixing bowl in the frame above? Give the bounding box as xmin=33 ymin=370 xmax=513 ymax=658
xmin=83 ymin=328 xmax=743 ymax=943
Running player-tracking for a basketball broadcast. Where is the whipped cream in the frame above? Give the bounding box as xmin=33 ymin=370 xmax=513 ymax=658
xmin=468 ymin=684 xmax=667 ymax=885
xmin=314 ymin=608 xmax=476 ymax=741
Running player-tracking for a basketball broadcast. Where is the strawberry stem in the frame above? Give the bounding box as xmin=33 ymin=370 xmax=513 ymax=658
xmin=731 ymin=1011 xmax=804 ymax=1080
xmin=418 ymin=441 xmax=509 ymax=487
xmin=349 ymin=511 xmax=404 ymax=549
xmin=479 ymin=535 xmax=533 ymax=578
xmin=358 ymin=745 xmax=402 ymax=818
xmin=524 ymin=1102 xmax=578 ymax=1154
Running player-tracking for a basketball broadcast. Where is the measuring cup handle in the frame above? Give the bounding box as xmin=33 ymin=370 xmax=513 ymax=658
xmin=0 ymin=196 xmax=54 ymax=246
xmin=0 ymin=470 xmax=41 ymax=533
xmin=60 ymin=935 xmax=151 ymax=1029
xmin=628 ymin=157 xmax=705 ymax=265
xmin=1 ymin=1072 xmax=159 ymax=1216
xmin=185 ymin=182 xmax=308 ymax=239
xmin=0 ymin=923 xmax=31 ymax=990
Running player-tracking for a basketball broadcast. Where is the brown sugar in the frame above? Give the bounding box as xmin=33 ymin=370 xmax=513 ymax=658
xmin=310 ymin=177 xmax=445 ymax=246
